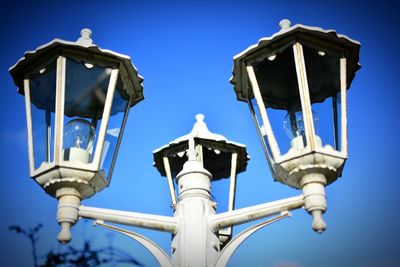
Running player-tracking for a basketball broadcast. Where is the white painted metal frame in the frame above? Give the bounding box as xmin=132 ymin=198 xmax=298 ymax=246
xmin=163 ymin=156 xmax=178 ymax=207
xmin=92 ymin=68 xmax=119 ymax=170
xmin=219 ymin=152 xmax=238 ymax=238
xmin=55 ymin=56 xmax=66 ymax=166
xmin=23 ymin=79 xmax=35 ymax=175
xmin=340 ymin=58 xmax=348 ymax=157
xmin=23 ymin=58 xmax=65 ymax=177
xmin=292 ymin=42 xmax=315 ymax=152
xmin=227 ymin=152 xmax=238 ymax=212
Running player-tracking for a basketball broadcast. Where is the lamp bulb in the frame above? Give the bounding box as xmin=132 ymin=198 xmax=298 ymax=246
xmin=283 ymin=109 xmax=319 ymax=140
xmin=64 ymin=118 xmax=95 ymax=151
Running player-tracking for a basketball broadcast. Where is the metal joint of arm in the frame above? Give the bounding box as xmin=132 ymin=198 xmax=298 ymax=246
xmin=209 ymin=195 xmax=304 ymax=231
xmin=78 ymin=205 xmax=177 ymax=233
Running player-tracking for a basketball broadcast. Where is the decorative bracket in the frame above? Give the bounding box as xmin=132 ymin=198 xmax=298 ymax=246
xmin=93 ymin=220 xmax=173 ymax=267
xmin=213 ymin=211 xmax=291 ymax=267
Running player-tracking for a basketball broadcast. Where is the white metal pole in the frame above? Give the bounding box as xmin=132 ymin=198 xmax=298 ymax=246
xmin=171 ymin=139 xmax=220 ymax=267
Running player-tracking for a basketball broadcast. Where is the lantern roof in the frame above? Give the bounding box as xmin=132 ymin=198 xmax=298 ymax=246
xmin=9 ymin=28 xmax=144 ymax=105
xmin=230 ymin=19 xmax=361 ymax=103
xmin=153 ymin=114 xmax=249 ymax=180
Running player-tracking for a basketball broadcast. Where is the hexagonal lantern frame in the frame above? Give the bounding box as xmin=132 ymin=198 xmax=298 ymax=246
xmin=9 ymin=29 xmax=144 ymax=200
xmin=230 ymin=20 xmax=361 ymax=190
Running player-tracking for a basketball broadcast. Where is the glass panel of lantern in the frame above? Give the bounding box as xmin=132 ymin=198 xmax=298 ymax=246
xmin=63 ymin=58 xmax=111 ymax=165
xmin=247 ymin=43 xmax=307 ymax=162
xmin=99 ymin=78 xmax=130 ymax=182
xmin=62 ymin=58 xmax=130 ymax=182
xmin=28 ymin=59 xmax=57 ymax=170
xmin=302 ymin=43 xmax=343 ymax=152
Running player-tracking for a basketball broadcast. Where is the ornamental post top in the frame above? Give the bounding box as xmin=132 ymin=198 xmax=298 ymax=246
xmin=153 ymin=114 xmax=249 ymax=180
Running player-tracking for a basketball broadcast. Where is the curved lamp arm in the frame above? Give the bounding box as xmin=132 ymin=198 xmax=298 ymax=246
xmin=94 ymin=220 xmax=173 ymax=267
xmin=213 ymin=211 xmax=291 ymax=267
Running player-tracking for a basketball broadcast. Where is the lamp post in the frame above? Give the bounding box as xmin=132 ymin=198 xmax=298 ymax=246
xmin=10 ymin=20 xmax=360 ymax=266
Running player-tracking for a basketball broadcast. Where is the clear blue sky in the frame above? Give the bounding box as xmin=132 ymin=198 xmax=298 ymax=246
xmin=0 ymin=1 xmax=399 ymax=266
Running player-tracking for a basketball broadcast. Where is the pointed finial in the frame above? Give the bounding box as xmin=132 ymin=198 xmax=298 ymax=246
xmin=80 ymin=28 xmax=92 ymax=39
xmin=77 ymin=28 xmax=94 ymax=46
xmin=188 ymin=113 xmax=209 ymax=137
xmin=279 ymin=19 xmax=291 ymax=30
xmin=196 ymin=114 xmax=205 ymax=123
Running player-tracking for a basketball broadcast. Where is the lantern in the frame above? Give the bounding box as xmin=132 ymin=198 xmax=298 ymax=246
xmin=230 ymin=20 xmax=360 ymax=232
xmin=10 ymin=29 xmax=143 ymax=242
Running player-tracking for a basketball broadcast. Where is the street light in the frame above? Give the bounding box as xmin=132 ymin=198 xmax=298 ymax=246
xmin=9 ymin=29 xmax=144 ymax=243
xmin=230 ymin=19 xmax=360 ymax=232
xmin=10 ymin=20 xmax=360 ymax=266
